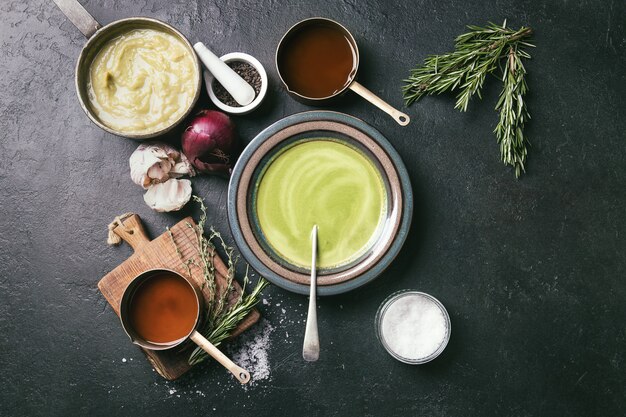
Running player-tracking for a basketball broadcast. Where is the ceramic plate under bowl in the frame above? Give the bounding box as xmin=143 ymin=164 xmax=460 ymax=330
xmin=228 ymin=111 xmax=412 ymax=295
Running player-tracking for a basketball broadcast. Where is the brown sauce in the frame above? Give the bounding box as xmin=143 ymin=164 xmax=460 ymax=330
xmin=128 ymin=272 xmax=198 ymax=344
xmin=278 ymin=23 xmax=357 ymax=98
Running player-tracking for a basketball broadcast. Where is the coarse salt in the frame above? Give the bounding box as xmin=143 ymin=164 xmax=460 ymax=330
xmin=227 ymin=319 xmax=274 ymax=386
xmin=379 ymin=292 xmax=450 ymax=362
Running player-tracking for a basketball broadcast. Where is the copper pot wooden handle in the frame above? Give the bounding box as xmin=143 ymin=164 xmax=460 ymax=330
xmin=112 ymin=214 xmax=151 ymax=252
xmin=349 ymin=81 xmax=410 ymax=126
xmin=189 ymin=330 xmax=251 ymax=384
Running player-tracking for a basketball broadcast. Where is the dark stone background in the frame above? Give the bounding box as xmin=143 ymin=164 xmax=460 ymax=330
xmin=1 ymin=0 xmax=624 ymax=416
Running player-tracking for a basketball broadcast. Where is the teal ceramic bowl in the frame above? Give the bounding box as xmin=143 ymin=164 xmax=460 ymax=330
xmin=228 ymin=111 xmax=412 ymax=295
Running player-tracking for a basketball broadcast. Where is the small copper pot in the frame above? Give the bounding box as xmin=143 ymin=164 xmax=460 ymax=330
xmin=119 ymin=268 xmax=250 ymax=384
xmin=276 ymin=17 xmax=410 ymax=126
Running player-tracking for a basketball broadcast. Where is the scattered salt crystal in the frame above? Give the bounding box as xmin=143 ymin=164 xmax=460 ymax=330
xmin=262 ymin=299 xmax=269 ymax=305
xmin=121 ymin=358 xmax=127 ymax=363
xmin=169 ymin=389 xmax=176 ymax=395
xmin=281 ymin=308 xmax=286 ymax=314
xmin=227 ymin=319 xmax=274 ymax=386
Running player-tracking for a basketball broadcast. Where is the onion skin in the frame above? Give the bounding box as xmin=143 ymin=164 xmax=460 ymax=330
xmin=181 ymin=110 xmax=239 ymax=177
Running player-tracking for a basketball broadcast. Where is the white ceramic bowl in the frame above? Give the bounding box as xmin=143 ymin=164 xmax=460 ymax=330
xmin=203 ymin=52 xmax=268 ymax=115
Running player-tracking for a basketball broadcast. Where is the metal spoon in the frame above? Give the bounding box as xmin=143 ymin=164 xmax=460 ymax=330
xmin=302 ymin=225 xmax=319 ymax=362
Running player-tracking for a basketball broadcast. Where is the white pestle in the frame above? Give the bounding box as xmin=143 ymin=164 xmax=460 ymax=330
xmin=193 ymin=42 xmax=256 ymax=106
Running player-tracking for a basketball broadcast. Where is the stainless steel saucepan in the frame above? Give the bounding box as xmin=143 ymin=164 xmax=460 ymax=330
xmin=53 ymin=0 xmax=201 ymax=139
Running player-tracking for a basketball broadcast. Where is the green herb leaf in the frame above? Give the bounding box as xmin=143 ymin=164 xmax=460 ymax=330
xmin=402 ymin=21 xmax=533 ymax=176
xmin=167 ymin=195 xmax=269 ymax=366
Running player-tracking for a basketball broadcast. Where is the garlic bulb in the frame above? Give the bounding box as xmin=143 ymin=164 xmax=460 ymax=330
xmin=129 ymin=143 xmax=196 ymax=212
xmin=143 ymin=179 xmax=192 ymax=213
xmin=129 ymin=143 xmax=195 ymax=189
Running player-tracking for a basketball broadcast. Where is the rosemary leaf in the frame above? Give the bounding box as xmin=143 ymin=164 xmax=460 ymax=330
xmin=494 ymin=45 xmax=531 ymax=177
xmin=402 ymin=21 xmax=534 ymax=177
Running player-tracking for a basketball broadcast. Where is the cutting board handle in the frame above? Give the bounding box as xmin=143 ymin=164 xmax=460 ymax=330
xmin=113 ymin=214 xmax=151 ymax=252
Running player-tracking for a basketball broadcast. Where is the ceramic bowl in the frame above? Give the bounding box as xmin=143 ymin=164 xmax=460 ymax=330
xmin=204 ymin=52 xmax=268 ymax=115
xmin=228 ymin=111 xmax=412 ymax=295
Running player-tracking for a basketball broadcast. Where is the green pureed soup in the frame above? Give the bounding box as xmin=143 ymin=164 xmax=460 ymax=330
xmin=255 ymin=139 xmax=387 ymax=269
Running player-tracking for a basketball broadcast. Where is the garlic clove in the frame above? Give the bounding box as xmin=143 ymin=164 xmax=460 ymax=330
xmin=130 ymin=144 xmax=161 ymax=188
xmin=170 ymin=152 xmax=196 ymax=179
xmin=147 ymin=158 xmax=172 ymax=182
xmin=130 ymin=143 xmax=190 ymax=189
xmin=150 ymin=145 xmax=179 ymax=162
xmin=143 ymin=178 xmax=192 ymax=212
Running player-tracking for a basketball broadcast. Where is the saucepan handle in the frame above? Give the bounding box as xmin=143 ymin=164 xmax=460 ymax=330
xmin=52 ymin=0 xmax=102 ymax=39
xmin=189 ymin=330 xmax=251 ymax=384
xmin=349 ymin=81 xmax=410 ymax=126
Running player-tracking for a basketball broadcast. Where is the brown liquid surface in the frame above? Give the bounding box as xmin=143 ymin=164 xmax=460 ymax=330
xmin=129 ymin=272 xmax=198 ymax=344
xmin=278 ymin=23 xmax=357 ymax=98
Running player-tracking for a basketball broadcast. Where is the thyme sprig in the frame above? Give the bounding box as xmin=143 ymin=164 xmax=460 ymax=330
xmin=167 ymin=195 xmax=268 ymax=366
xmin=403 ymin=21 xmax=534 ymax=177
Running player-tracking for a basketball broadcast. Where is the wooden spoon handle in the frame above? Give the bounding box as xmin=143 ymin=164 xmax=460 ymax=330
xmin=113 ymin=214 xmax=150 ymax=252
xmin=190 ymin=330 xmax=251 ymax=384
xmin=349 ymin=81 xmax=410 ymax=126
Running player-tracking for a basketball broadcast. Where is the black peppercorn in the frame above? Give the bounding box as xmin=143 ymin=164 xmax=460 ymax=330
xmin=212 ymin=61 xmax=262 ymax=107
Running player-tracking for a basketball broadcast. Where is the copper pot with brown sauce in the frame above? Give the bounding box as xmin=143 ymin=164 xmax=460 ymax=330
xmin=276 ymin=18 xmax=410 ymax=126
xmin=119 ymin=269 xmax=251 ymax=384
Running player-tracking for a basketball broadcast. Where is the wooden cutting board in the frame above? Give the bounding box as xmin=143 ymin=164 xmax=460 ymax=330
xmin=98 ymin=214 xmax=260 ymax=380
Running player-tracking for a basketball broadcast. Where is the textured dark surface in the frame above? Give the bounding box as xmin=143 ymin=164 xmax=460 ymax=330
xmin=1 ymin=1 xmax=624 ymax=416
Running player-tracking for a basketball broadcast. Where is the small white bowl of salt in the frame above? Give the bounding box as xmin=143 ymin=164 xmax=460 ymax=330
xmin=375 ymin=291 xmax=451 ymax=364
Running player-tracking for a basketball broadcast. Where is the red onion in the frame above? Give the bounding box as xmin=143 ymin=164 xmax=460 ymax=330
xmin=181 ymin=110 xmax=239 ymax=176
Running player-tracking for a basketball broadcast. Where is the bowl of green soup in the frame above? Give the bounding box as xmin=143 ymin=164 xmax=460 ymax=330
xmin=228 ymin=111 xmax=412 ymax=295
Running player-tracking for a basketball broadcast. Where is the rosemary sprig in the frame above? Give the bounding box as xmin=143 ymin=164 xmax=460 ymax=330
xmin=189 ymin=271 xmax=269 ymax=366
xmin=167 ymin=195 xmax=268 ymax=366
xmin=495 ymin=45 xmax=531 ymax=177
xmin=402 ymin=21 xmax=534 ymax=177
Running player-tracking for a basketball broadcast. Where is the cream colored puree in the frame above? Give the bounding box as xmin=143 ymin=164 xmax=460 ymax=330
xmin=87 ymin=28 xmax=197 ymax=134
xmin=255 ymin=140 xmax=387 ymax=269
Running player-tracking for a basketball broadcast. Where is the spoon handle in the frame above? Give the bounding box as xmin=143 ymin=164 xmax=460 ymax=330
xmin=193 ymin=42 xmax=256 ymax=106
xmin=349 ymin=81 xmax=410 ymax=126
xmin=189 ymin=330 xmax=251 ymax=384
xmin=303 ymin=225 xmax=320 ymax=362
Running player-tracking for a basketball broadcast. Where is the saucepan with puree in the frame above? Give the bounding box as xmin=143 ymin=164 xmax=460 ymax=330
xmin=53 ymin=0 xmax=201 ymax=139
